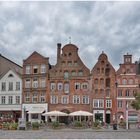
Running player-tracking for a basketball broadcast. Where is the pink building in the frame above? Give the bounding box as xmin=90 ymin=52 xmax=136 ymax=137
xmin=116 ymin=53 xmax=140 ymax=127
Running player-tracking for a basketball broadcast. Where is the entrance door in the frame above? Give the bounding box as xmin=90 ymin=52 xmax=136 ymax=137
xmin=95 ymin=113 xmax=103 ymax=122
xmin=106 ymin=114 xmax=110 ymax=124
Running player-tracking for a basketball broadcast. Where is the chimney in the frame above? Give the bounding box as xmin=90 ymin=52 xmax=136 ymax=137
xmin=57 ymin=43 xmax=61 ymax=63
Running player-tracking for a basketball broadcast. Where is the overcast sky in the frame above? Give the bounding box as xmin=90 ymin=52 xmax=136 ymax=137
xmin=1 ymin=1 xmax=140 ymax=70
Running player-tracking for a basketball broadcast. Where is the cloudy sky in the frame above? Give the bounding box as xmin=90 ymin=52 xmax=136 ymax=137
xmin=1 ymin=1 xmax=140 ymax=70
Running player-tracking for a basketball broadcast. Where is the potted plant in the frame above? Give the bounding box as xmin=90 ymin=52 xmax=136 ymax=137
xmin=74 ymin=121 xmax=83 ymax=128
xmin=52 ymin=121 xmax=59 ymax=129
xmin=92 ymin=120 xmax=101 ymax=129
xmin=10 ymin=123 xmax=18 ymax=130
xmin=32 ymin=122 xmax=40 ymax=130
xmin=2 ymin=122 xmax=10 ymax=130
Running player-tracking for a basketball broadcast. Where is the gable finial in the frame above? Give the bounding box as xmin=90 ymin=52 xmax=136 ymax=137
xmin=69 ymin=37 xmax=71 ymax=44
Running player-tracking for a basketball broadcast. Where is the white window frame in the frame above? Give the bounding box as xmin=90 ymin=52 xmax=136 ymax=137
xmin=40 ymin=93 xmax=46 ymax=103
xmin=9 ymin=82 xmax=13 ymax=91
xmin=61 ymin=96 xmax=69 ymax=104
xmin=58 ymin=82 xmax=63 ymax=91
xmin=73 ymin=95 xmax=80 ymax=104
xmin=106 ymin=100 xmax=112 ymax=108
xmin=75 ymin=82 xmax=80 ymax=90
xmin=50 ymin=83 xmax=56 ymax=91
xmin=1 ymin=82 xmax=6 ymax=91
xmin=1 ymin=96 xmax=6 ymax=104
xmin=82 ymin=96 xmax=89 ymax=104
xmin=32 ymin=79 xmax=38 ymax=88
xmin=33 ymin=65 xmax=38 ymax=74
xmin=15 ymin=96 xmax=20 ymax=104
xmin=64 ymin=83 xmax=69 ymax=94
xmin=8 ymin=96 xmax=13 ymax=104
xmin=93 ymin=99 xmax=104 ymax=108
xmin=41 ymin=64 xmax=46 ymax=73
xmin=41 ymin=78 xmax=46 ymax=88
xmin=25 ymin=79 xmax=30 ymax=88
xmin=25 ymin=66 xmax=30 ymax=74
xmin=25 ymin=92 xmax=30 ymax=103
xmin=118 ymin=100 xmax=122 ymax=108
xmin=32 ymin=93 xmax=38 ymax=103
xmin=16 ymin=82 xmax=20 ymax=91
xmin=50 ymin=96 xmax=58 ymax=104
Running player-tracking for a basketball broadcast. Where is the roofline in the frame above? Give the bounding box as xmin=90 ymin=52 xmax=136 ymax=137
xmin=0 ymin=54 xmax=22 ymax=68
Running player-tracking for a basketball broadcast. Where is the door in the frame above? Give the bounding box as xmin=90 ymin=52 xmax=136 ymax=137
xmin=95 ymin=113 xmax=103 ymax=122
xmin=106 ymin=114 xmax=110 ymax=124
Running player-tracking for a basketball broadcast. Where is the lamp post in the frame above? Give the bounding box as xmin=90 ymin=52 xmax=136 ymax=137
xmin=115 ymin=81 xmax=118 ymax=128
xmin=126 ymin=102 xmax=129 ymax=130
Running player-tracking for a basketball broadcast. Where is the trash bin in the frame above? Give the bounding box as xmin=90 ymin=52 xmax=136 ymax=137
xmin=113 ymin=123 xmax=117 ymax=130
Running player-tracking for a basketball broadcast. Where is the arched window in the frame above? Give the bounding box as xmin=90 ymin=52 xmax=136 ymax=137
xmin=122 ymin=79 xmax=127 ymax=85
xmin=64 ymin=71 xmax=69 ymax=79
xmin=128 ymin=79 xmax=133 ymax=85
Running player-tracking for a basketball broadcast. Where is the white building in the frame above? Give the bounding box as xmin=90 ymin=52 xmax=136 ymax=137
xmin=0 ymin=69 xmax=22 ymax=122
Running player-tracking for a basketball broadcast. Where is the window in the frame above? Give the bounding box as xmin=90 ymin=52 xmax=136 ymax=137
xmin=31 ymin=114 xmax=38 ymax=119
xmin=128 ymin=112 xmax=138 ymax=122
xmin=106 ymin=100 xmax=112 ymax=108
xmin=40 ymin=93 xmax=45 ymax=103
xmin=128 ymin=79 xmax=133 ymax=85
xmin=61 ymin=96 xmax=69 ymax=104
xmin=32 ymin=79 xmax=38 ymax=88
xmin=97 ymin=68 xmax=100 ymax=74
xmin=72 ymin=71 xmax=76 ymax=76
xmin=133 ymin=90 xmax=137 ymax=96
xmin=73 ymin=95 xmax=80 ymax=104
xmin=57 ymin=82 xmax=63 ymax=91
xmin=95 ymin=89 xmax=98 ymax=94
xmin=118 ymin=89 xmax=122 ymax=97
xmin=74 ymin=61 xmax=78 ymax=66
xmin=82 ymin=96 xmax=89 ymax=104
xmin=25 ymin=79 xmax=30 ymax=88
xmin=1 ymin=82 xmax=6 ymax=91
xmin=41 ymin=64 xmax=46 ymax=73
xmin=106 ymin=78 xmax=110 ymax=87
xmin=50 ymin=83 xmax=56 ymax=91
xmin=25 ymin=66 xmax=30 ymax=74
xmin=16 ymin=82 xmax=20 ymax=90
xmin=9 ymin=82 xmax=13 ymax=91
xmin=8 ymin=96 xmax=13 ymax=104
xmin=106 ymin=89 xmax=110 ymax=97
xmin=64 ymin=71 xmax=69 ymax=79
xmin=93 ymin=99 xmax=104 ymax=108
xmin=75 ymin=82 xmax=80 ymax=90
xmin=32 ymin=93 xmax=38 ymax=103
xmin=100 ymin=89 xmax=104 ymax=94
xmin=40 ymin=78 xmax=46 ymax=88
xmin=125 ymin=90 xmax=129 ymax=97
xmin=68 ymin=61 xmax=72 ymax=66
xmin=64 ymin=83 xmax=69 ymax=94
xmin=100 ymin=79 xmax=104 ymax=85
xmin=16 ymin=96 xmax=20 ymax=104
xmin=8 ymin=74 xmax=13 ymax=77
xmin=25 ymin=92 xmax=30 ymax=102
xmin=78 ymin=70 xmax=83 ymax=76
xmin=101 ymin=68 xmax=104 ymax=74
xmin=95 ymin=79 xmax=98 ymax=84
xmin=118 ymin=100 xmax=122 ymax=108
xmin=33 ymin=65 xmax=38 ymax=74
xmin=50 ymin=96 xmax=58 ymax=104
xmin=1 ymin=96 xmax=6 ymax=104
xmin=82 ymin=83 xmax=88 ymax=90
xmin=122 ymin=79 xmax=127 ymax=85
xmin=62 ymin=61 xmax=65 ymax=66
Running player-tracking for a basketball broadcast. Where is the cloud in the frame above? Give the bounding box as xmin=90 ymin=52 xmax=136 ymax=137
xmin=0 ymin=1 xmax=140 ymax=70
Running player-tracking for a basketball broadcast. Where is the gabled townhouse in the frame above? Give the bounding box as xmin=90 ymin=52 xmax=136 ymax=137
xmin=116 ymin=53 xmax=140 ymax=126
xmin=49 ymin=43 xmax=91 ymax=123
xmin=91 ymin=52 xmax=116 ymax=124
xmin=0 ymin=54 xmax=22 ymax=122
xmin=22 ymin=51 xmax=50 ymax=123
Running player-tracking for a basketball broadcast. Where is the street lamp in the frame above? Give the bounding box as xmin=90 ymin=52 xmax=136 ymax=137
xmin=115 ymin=81 xmax=118 ymax=128
xmin=126 ymin=102 xmax=129 ymax=130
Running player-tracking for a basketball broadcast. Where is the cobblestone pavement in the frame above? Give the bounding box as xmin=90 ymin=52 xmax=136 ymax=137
xmin=0 ymin=128 xmax=140 ymax=139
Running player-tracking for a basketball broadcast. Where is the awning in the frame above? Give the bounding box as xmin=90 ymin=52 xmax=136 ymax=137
xmin=27 ymin=109 xmax=44 ymax=114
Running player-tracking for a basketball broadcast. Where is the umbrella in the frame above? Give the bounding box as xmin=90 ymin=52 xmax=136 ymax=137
xmin=69 ymin=110 xmax=93 ymax=116
xmin=69 ymin=110 xmax=93 ymax=122
xmin=42 ymin=110 xmax=68 ymax=116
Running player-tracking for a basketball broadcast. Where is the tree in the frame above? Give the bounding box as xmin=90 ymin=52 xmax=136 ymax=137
xmin=131 ymin=92 xmax=140 ymax=110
